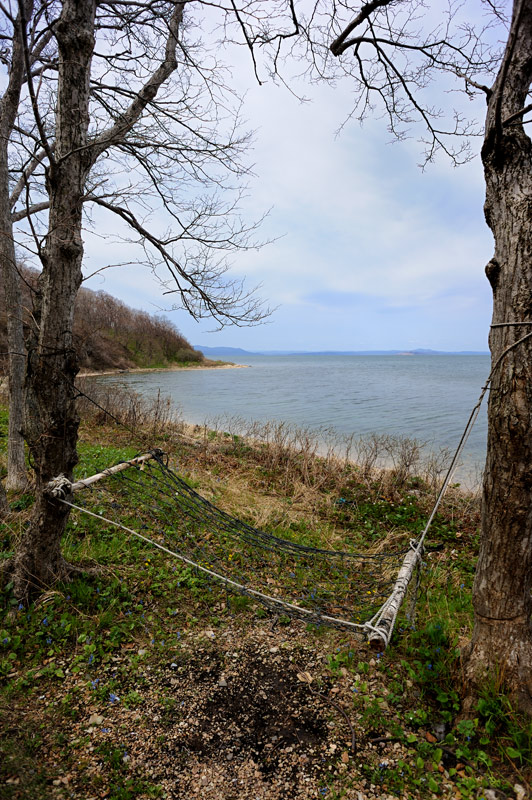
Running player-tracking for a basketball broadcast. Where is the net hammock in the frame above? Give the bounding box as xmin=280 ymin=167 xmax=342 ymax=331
xmin=49 ymin=451 xmax=420 ymax=647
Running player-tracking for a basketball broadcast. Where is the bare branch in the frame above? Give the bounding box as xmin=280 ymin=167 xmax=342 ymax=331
xmin=16 ymin=0 xmax=55 ymax=167
xmin=11 ymin=199 xmax=48 ymax=221
xmin=87 ymin=2 xmax=184 ymax=162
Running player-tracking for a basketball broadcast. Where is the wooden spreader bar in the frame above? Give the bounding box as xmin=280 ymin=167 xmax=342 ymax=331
xmin=46 ymin=451 xmax=162 ymax=498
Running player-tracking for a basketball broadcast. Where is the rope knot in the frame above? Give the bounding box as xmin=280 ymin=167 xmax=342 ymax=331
xmin=45 ymin=475 xmax=73 ymax=499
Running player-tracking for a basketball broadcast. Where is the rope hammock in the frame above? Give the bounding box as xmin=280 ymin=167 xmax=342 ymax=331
xmin=50 ymin=452 xmax=405 ymax=640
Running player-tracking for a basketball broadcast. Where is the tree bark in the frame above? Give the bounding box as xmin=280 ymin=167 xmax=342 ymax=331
xmin=0 ymin=479 xmax=8 ymax=516
xmin=462 ymin=0 xmax=532 ymax=712
xmin=0 ymin=2 xmax=33 ymax=492
xmin=11 ymin=0 xmax=97 ymax=597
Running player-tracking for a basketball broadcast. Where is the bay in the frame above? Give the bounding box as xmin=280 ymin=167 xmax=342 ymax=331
xmin=97 ymin=354 xmax=491 ymax=486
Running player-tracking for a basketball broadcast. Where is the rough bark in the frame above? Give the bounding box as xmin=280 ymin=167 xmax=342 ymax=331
xmin=11 ymin=0 xmax=97 ymax=597
xmin=462 ymin=0 xmax=532 ymax=712
xmin=0 ymin=2 xmax=32 ymax=492
xmin=0 ymin=479 xmax=8 ymax=516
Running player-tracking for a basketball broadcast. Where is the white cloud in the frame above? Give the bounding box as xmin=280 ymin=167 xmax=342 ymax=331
xmin=81 ymin=9 xmax=496 ymax=352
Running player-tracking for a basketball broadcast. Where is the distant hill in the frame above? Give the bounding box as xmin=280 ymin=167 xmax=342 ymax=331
xmin=195 ymin=345 xmax=489 ymax=357
xmin=195 ymin=346 xmax=251 ymax=357
xmin=0 ymin=268 xmax=203 ymax=373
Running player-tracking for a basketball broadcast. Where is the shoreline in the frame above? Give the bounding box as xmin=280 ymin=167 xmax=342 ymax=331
xmin=79 ymin=361 xmax=251 ymax=378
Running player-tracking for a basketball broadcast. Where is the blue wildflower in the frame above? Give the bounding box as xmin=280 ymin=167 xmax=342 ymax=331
xmin=109 ymin=693 xmax=120 ymax=704
xmin=2 ymin=637 xmax=8 ymax=645
xmin=46 ymin=637 xmax=51 ymax=644
xmin=88 ymin=654 xmax=94 ymax=665
xmin=42 ymin=617 xmax=48 ymax=626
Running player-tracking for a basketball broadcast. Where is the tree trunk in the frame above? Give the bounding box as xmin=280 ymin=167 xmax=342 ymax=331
xmin=0 ymin=159 xmax=27 ymax=493
xmin=11 ymin=0 xmax=97 ymax=598
xmin=0 ymin=4 xmax=32 ymax=492
xmin=0 ymin=479 xmax=7 ymax=516
xmin=462 ymin=0 xmax=532 ymax=712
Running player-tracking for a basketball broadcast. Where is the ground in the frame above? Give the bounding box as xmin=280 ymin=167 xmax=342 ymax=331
xmin=1 ymin=400 xmax=531 ymax=799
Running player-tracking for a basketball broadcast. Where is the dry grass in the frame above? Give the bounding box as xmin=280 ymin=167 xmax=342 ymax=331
xmin=71 ymin=385 xmax=482 ymax=539
xmin=75 ymin=378 xmax=186 ymax=442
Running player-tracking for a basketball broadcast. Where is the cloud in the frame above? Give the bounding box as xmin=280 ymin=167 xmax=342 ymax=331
xmin=81 ymin=15 xmax=495 ymax=352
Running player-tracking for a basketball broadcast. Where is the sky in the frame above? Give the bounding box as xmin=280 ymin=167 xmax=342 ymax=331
xmin=80 ymin=4 xmax=497 ymax=353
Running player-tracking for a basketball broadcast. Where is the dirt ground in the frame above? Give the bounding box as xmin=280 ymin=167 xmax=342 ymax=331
xmin=3 ymin=621 xmax=425 ymax=800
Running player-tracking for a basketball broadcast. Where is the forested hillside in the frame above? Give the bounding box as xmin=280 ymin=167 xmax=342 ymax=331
xmin=0 ymin=268 xmax=203 ymax=373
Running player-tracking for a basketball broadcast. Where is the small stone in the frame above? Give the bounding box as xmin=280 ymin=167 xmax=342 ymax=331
xmin=480 ymin=791 xmax=504 ymax=800
xmin=88 ymin=714 xmax=104 ymax=726
xmin=514 ymin=785 xmax=526 ymax=800
xmin=218 ymin=677 xmax=227 ymax=687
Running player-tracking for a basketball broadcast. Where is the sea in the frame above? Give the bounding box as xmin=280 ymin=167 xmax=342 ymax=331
xmin=95 ymin=354 xmax=491 ymax=487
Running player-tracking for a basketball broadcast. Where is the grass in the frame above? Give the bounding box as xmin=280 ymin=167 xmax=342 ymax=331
xmin=0 ymin=399 xmax=531 ymax=798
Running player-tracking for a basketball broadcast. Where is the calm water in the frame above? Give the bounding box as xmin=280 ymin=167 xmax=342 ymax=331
xmin=97 ymin=354 xmax=491 ymax=484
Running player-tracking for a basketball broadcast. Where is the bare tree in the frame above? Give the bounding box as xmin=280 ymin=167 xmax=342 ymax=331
xmin=264 ymin=0 xmax=531 ymax=710
xmin=1 ymin=0 xmax=270 ymax=597
xmin=0 ymin=0 xmax=50 ymax=491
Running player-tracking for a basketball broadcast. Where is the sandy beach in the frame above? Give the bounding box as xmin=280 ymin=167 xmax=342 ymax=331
xmin=78 ymin=361 xmax=250 ymax=378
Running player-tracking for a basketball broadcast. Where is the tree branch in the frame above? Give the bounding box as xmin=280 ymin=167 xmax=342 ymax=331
xmin=86 ymin=1 xmax=184 ymax=163
xmin=330 ymin=0 xmax=392 ymax=56
xmin=17 ymin=0 xmax=55 ymax=168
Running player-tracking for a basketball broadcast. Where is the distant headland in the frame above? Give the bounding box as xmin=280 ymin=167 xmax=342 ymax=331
xmin=194 ymin=345 xmax=490 ymax=357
